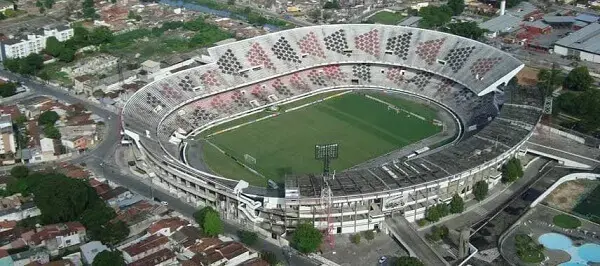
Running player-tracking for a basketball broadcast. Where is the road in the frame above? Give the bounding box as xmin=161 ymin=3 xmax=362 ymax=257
xmin=0 ymin=69 xmax=317 ymax=266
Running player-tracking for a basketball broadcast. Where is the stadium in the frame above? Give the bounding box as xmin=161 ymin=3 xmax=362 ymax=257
xmin=122 ymin=24 xmax=541 ymax=236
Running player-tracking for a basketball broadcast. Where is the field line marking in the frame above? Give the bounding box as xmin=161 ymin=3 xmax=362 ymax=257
xmin=203 ymin=139 xmax=268 ymax=180
xmin=317 ymin=103 xmax=413 ymax=145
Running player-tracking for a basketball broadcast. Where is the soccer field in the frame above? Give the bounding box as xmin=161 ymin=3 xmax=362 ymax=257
xmin=200 ymin=92 xmax=442 ymax=186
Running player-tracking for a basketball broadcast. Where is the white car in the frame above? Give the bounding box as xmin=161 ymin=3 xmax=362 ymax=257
xmin=378 ymin=256 xmax=387 ymax=264
xmin=161 ymin=201 xmax=169 ymax=206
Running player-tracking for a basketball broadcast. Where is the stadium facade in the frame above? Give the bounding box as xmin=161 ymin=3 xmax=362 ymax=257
xmin=122 ymin=25 xmax=540 ymax=235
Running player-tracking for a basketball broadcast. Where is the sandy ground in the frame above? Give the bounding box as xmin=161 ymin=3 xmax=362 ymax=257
xmin=545 ymin=180 xmax=599 ymax=211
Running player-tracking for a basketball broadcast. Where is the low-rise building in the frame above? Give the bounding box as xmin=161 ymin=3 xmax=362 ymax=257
xmin=122 ymin=234 xmax=171 ymax=263
xmin=148 ymin=217 xmax=189 ymax=237
xmin=10 ymin=247 xmax=50 ymax=266
xmin=187 ymin=242 xmax=256 ymax=266
xmin=128 ymin=248 xmax=176 ymax=266
xmin=61 ymin=54 xmax=118 ymax=78
xmin=79 ymin=241 xmax=109 ymax=265
xmin=0 ymin=114 xmax=16 ymax=156
xmin=0 ymin=25 xmax=73 ymax=61
xmin=28 ymin=222 xmax=87 ymax=255
xmin=554 ymin=22 xmax=600 ymax=63
xmin=0 ymin=195 xmax=41 ymax=222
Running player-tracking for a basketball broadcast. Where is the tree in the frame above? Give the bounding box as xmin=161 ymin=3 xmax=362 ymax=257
xmin=427 ymin=225 xmax=449 ymax=241
xmin=322 ymin=11 xmax=333 ymax=21
xmin=291 ymin=223 xmax=323 ymax=253
xmin=473 ymin=180 xmax=488 ymax=201
xmin=449 ymin=193 xmax=464 ymax=214
xmin=363 ymin=230 xmax=375 ymax=241
xmin=92 ymin=90 xmax=105 ymax=98
xmin=447 ymin=0 xmax=465 ymax=15
xmin=45 ymin=37 xmax=63 ymax=57
xmin=350 ymin=233 xmax=361 ymax=244
xmin=307 ymin=9 xmax=321 ymax=22
xmin=0 ymin=82 xmax=17 ymax=98
xmin=202 ymin=210 xmax=223 ymax=237
xmin=89 ymin=27 xmax=113 ymax=45
xmin=36 ymin=0 xmax=45 ymax=13
xmin=38 ymin=110 xmax=59 ymax=126
xmin=227 ymin=0 xmax=234 ymax=4
xmin=97 ymin=221 xmax=130 ymax=245
xmin=44 ymin=0 xmax=55 ymax=9
xmin=82 ymin=0 xmax=98 ymax=19
xmin=563 ymin=66 xmax=594 ymax=91
xmin=43 ymin=125 xmax=61 ymax=139
xmin=419 ymin=5 xmax=452 ymax=29
xmin=73 ymin=25 xmax=90 ymax=46
xmin=237 ymin=230 xmax=258 ymax=246
xmin=194 ymin=206 xmax=216 ymax=226
xmin=395 ymin=256 xmax=425 ymax=266
xmin=501 ymin=157 xmax=523 ymax=183
xmin=127 ymin=10 xmax=141 ymax=21
xmin=260 ymin=250 xmax=279 ymax=266
xmin=14 ymin=115 xmax=28 ymax=126
xmin=10 ymin=165 xmax=29 ymax=179
xmin=442 ymin=22 xmax=487 ymax=40
xmin=92 ymin=250 xmax=125 ymax=266
xmin=425 ymin=204 xmax=449 ymax=222
xmin=58 ymin=47 xmax=76 ymax=62
xmin=537 ymin=64 xmax=563 ymax=96
xmin=323 ymin=0 xmax=339 ymax=9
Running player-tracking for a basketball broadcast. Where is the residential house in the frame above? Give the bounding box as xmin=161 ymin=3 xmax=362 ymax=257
xmin=39 ymin=138 xmax=56 ymax=161
xmin=121 ymin=234 xmax=171 ymax=263
xmin=79 ymin=241 xmax=108 ymax=265
xmin=182 ymin=238 xmax=223 ymax=259
xmin=0 ymin=114 xmax=15 ymax=156
xmin=28 ymin=222 xmax=87 ymax=256
xmin=148 ymin=217 xmax=189 ymax=237
xmin=170 ymin=226 xmax=204 ymax=249
xmin=0 ymin=195 xmax=41 ymax=221
xmin=0 ymin=220 xmax=16 ymax=233
xmin=0 ymin=105 xmax=21 ymax=119
xmin=0 ymin=249 xmax=13 ymax=266
xmin=128 ymin=248 xmax=176 ymax=266
xmin=73 ymin=75 xmax=95 ymax=95
xmin=100 ymin=187 xmax=132 ymax=206
xmin=0 ymin=25 xmax=73 ymax=61
xmin=187 ymin=242 xmax=255 ymax=266
xmin=10 ymin=247 xmax=50 ymax=266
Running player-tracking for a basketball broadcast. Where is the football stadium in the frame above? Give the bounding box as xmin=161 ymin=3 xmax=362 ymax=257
xmin=122 ymin=24 xmax=540 ymax=236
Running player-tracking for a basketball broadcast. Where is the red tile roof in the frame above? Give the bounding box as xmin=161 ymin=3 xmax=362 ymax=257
xmin=93 ymin=183 xmax=111 ymax=196
xmin=0 ymin=105 xmax=21 ymax=119
xmin=30 ymin=222 xmax=86 ymax=245
xmin=123 ymin=235 xmax=169 ymax=257
xmin=0 ymin=249 xmax=9 ymax=259
xmin=88 ymin=178 xmax=103 ymax=187
xmin=0 ymin=220 xmax=17 ymax=230
xmin=128 ymin=248 xmax=175 ymax=266
xmin=187 ymin=238 xmax=222 ymax=255
xmin=148 ymin=217 xmax=189 ymax=235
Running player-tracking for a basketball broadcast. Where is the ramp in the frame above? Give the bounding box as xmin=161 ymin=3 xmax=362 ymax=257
xmin=385 ymin=217 xmax=449 ymax=266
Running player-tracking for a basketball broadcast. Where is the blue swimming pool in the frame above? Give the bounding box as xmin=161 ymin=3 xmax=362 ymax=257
xmin=538 ymin=233 xmax=600 ymax=266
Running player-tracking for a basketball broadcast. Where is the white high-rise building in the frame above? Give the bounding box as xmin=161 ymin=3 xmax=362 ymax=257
xmin=0 ymin=25 xmax=74 ymax=61
xmin=0 ymin=114 xmax=16 ymax=155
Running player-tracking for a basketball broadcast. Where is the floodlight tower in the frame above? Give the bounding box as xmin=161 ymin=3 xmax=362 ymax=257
xmin=315 ymin=143 xmax=338 ymax=249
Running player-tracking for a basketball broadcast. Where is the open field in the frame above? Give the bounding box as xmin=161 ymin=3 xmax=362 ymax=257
xmin=201 ymin=92 xmax=442 ymax=186
xmin=573 ymin=183 xmax=600 ymax=223
xmin=545 ymin=180 xmax=596 ymax=212
xmin=367 ymin=11 xmax=406 ymax=25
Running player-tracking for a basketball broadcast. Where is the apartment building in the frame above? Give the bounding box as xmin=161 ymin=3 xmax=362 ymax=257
xmin=0 ymin=114 xmax=15 ymax=155
xmin=0 ymin=25 xmax=73 ymax=61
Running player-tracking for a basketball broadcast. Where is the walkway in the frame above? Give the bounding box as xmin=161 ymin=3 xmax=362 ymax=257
xmin=385 ymin=217 xmax=449 ymax=266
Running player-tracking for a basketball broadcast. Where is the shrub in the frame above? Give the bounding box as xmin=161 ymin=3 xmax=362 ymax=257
xmin=363 ymin=230 xmax=375 ymax=241
xmin=237 ymin=230 xmax=258 ymax=246
xmin=350 ymin=233 xmax=361 ymax=244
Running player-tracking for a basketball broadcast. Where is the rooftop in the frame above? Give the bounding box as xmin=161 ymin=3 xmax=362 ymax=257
xmin=479 ymin=15 xmax=522 ymax=33
xmin=576 ymin=13 xmax=600 ymax=23
xmin=543 ymin=16 xmax=575 ymax=24
xmin=555 ymin=23 xmax=600 ymax=55
xmin=123 ymin=234 xmax=169 ymax=257
xmin=128 ymin=248 xmax=175 ymax=266
xmin=148 ymin=217 xmax=189 ymax=235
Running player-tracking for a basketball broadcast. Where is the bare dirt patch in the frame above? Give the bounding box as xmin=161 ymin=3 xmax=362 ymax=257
xmin=545 ymin=180 xmax=599 ymax=211
xmin=515 ymin=66 xmax=539 ymax=86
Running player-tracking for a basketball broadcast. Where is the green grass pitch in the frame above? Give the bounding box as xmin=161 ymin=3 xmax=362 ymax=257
xmin=200 ymin=92 xmax=442 ymax=186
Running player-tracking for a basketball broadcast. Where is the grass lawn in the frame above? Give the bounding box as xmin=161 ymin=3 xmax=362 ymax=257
xmin=553 ymin=214 xmax=582 ymax=229
xmin=574 ymin=184 xmax=600 ymax=223
xmin=202 ymin=92 xmax=441 ymax=185
xmin=367 ymin=11 xmax=406 ymax=25
xmin=515 ymin=234 xmax=545 ymax=264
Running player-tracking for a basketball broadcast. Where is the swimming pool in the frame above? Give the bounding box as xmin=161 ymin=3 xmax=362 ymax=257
xmin=538 ymin=233 xmax=600 ymax=266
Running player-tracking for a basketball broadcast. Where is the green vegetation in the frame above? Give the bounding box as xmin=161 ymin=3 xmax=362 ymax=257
xmin=537 ymin=64 xmax=563 ymax=96
xmin=442 ymin=22 xmax=487 ymax=40
xmin=426 ymin=225 xmax=449 ymax=241
xmin=473 ymin=180 xmax=489 ymax=201
xmin=6 ymin=170 xmax=129 ymax=245
xmin=323 ymin=0 xmax=340 ymax=9
xmin=237 ymin=230 xmax=258 ymax=245
xmin=515 ymin=234 xmax=544 ymax=263
xmin=447 ymin=0 xmax=465 ymax=15
xmin=292 ymin=223 xmax=323 ymax=254
xmin=425 ymin=203 xmax=449 ymax=222
xmin=553 ymin=214 xmax=581 ymax=229
xmin=395 ymin=256 xmax=425 ymax=266
xmin=563 ymin=66 xmax=594 ymax=92
xmin=92 ymin=250 xmax=125 ymax=266
xmin=3 ymin=53 xmax=44 ymax=76
xmin=203 ymin=93 xmax=441 ymax=185
xmin=449 ymin=193 xmax=465 ymax=214
xmin=194 ymin=206 xmax=223 ymax=237
xmin=10 ymin=165 xmax=29 ymax=179
xmin=367 ymin=11 xmax=405 ymax=25
xmin=554 ymin=89 xmax=600 ymax=133
xmin=350 ymin=233 xmax=361 ymax=244
xmin=574 ymin=185 xmax=600 ymax=223
xmin=501 ymin=157 xmax=523 ymax=183
xmin=82 ymin=0 xmax=98 ymax=19
xmin=363 ymin=230 xmax=375 ymax=241
xmin=419 ymin=5 xmax=453 ymax=29
xmin=38 ymin=110 xmax=59 ymax=126
xmin=260 ymin=250 xmax=279 ymax=266
xmin=0 ymin=82 xmax=18 ymax=98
